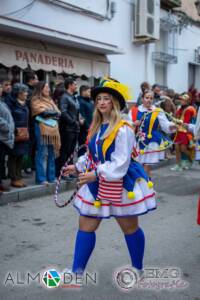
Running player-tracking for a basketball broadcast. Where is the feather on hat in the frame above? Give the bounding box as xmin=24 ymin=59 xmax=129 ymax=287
xmin=91 ymin=77 xmax=132 ymax=110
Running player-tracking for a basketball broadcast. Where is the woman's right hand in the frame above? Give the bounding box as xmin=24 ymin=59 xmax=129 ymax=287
xmin=62 ymin=165 xmax=77 ymax=176
xmin=134 ymin=120 xmax=141 ymax=126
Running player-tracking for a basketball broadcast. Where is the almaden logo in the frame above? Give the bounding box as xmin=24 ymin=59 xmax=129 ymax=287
xmin=42 ymin=270 xmax=61 ymax=288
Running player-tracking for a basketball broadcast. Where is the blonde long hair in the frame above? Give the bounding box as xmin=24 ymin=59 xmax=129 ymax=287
xmin=87 ymin=95 xmax=122 ymax=141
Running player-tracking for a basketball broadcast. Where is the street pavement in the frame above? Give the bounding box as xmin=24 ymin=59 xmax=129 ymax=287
xmin=0 ymin=163 xmax=200 ymax=300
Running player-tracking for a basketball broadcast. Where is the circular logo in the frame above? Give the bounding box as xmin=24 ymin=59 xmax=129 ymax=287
xmin=115 ymin=268 xmax=138 ymax=290
xmin=42 ymin=269 xmax=61 ymax=288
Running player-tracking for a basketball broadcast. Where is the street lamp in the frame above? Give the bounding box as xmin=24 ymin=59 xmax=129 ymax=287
xmin=195 ymin=0 xmax=200 ymax=16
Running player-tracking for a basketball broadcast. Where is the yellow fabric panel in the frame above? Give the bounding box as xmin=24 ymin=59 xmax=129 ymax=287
xmin=147 ymin=108 xmax=162 ymax=138
xmin=102 ymin=120 xmax=133 ymax=159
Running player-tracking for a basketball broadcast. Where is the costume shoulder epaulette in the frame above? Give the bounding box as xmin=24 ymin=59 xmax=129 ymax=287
xmin=102 ymin=119 xmax=133 ymax=158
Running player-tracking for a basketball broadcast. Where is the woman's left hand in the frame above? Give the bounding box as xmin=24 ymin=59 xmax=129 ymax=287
xmin=169 ymin=124 xmax=177 ymax=132
xmin=78 ymin=171 xmax=96 ymax=186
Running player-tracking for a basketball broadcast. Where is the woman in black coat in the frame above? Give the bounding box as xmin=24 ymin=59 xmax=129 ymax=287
xmin=8 ymin=83 xmax=29 ymax=188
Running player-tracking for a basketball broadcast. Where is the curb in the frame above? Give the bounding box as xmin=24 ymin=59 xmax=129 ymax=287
xmin=152 ymin=158 xmax=176 ymax=170
xmin=0 ymin=180 xmax=76 ymax=206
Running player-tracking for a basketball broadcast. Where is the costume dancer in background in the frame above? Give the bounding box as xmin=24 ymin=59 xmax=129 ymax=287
xmin=171 ymin=94 xmax=196 ymax=171
xmin=129 ymin=89 xmax=176 ymax=177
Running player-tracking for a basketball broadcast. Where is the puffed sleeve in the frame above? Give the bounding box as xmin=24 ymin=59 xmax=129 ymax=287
xmin=188 ymin=124 xmax=195 ymax=134
xmin=75 ymin=153 xmax=87 ymax=172
xmin=97 ymin=125 xmax=135 ymax=181
xmin=157 ymin=111 xmax=176 ymax=134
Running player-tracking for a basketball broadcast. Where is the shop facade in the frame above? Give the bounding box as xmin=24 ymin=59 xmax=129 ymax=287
xmin=0 ymin=35 xmax=110 ymax=89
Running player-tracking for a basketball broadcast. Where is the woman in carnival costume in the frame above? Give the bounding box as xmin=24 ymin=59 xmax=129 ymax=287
xmin=171 ymin=94 xmax=196 ymax=171
xmin=129 ymin=89 xmax=177 ymax=177
xmin=184 ymin=108 xmax=200 ymax=225
xmin=192 ymin=106 xmax=200 ymax=162
xmin=64 ymin=78 xmax=156 ymax=276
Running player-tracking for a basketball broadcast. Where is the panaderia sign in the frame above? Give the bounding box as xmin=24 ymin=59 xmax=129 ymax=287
xmin=15 ymin=49 xmax=75 ymax=70
xmin=0 ymin=42 xmax=109 ymax=77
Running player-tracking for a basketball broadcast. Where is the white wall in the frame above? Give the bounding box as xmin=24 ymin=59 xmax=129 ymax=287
xmin=0 ymin=0 xmax=120 ymax=47
xmin=1 ymin=0 xmax=200 ymax=96
xmin=108 ymin=1 xmax=157 ymax=100
xmin=1 ymin=0 xmax=151 ymax=98
xmin=168 ymin=25 xmax=200 ymax=93
xmin=110 ymin=7 xmax=200 ymax=97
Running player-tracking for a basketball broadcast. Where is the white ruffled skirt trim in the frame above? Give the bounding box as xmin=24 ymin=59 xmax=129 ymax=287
xmin=138 ymin=142 xmax=165 ymax=165
xmin=73 ymin=178 xmax=156 ymax=218
xmin=195 ymin=146 xmax=200 ymax=160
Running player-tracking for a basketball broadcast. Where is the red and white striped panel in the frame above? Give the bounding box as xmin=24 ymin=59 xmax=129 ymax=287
xmin=97 ymin=176 xmax=123 ymax=203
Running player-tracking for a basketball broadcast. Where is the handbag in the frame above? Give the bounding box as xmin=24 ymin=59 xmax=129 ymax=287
xmin=15 ymin=127 xmax=29 ymax=142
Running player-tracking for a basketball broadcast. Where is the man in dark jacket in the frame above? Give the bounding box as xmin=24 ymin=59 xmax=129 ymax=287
xmin=0 ymin=83 xmax=15 ymax=192
xmin=25 ymin=72 xmax=38 ymax=104
xmin=56 ymin=77 xmax=79 ymax=176
xmin=77 ymin=85 xmax=94 ymax=156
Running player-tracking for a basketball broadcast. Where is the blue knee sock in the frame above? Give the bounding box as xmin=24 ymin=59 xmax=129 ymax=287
xmin=72 ymin=230 xmax=96 ymax=274
xmin=124 ymin=227 xmax=145 ymax=270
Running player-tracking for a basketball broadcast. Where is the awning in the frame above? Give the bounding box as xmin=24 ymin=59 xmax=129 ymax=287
xmin=0 ymin=41 xmax=110 ymax=78
xmin=189 ymin=61 xmax=200 ymax=66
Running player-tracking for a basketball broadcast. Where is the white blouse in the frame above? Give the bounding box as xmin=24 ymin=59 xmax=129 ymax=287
xmin=76 ymin=125 xmax=136 ymax=181
xmin=138 ymin=105 xmax=175 ymax=134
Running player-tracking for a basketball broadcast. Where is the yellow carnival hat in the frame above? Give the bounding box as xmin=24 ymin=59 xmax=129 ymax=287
xmin=91 ymin=77 xmax=132 ymax=110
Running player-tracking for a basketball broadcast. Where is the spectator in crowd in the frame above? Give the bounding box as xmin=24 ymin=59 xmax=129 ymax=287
xmin=24 ymin=72 xmax=39 ymax=174
xmin=152 ymin=84 xmax=161 ymax=106
xmin=136 ymin=81 xmax=150 ymax=106
xmin=25 ymin=72 xmax=39 ymax=103
xmin=0 ymin=82 xmax=15 ymax=192
xmin=160 ymin=96 xmax=176 ymax=116
xmin=188 ymin=84 xmax=197 ymax=106
xmin=31 ymin=82 xmax=61 ymax=185
xmin=173 ymin=93 xmax=181 ymax=107
xmin=77 ymin=85 xmax=94 ymax=156
xmin=160 ymin=96 xmax=177 ymax=159
xmin=166 ymin=88 xmax=175 ymax=101
xmin=195 ymin=93 xmax=200 ymax=111
xmin=53 ymin=82 xmax=65 ymax=106
xmin=1 ymin=78 xmax=13 ymax=106
xmin=8 ymin=83 xmax=29 ymax=188
xmin=56 ymin=77 xmax=80 ymax=177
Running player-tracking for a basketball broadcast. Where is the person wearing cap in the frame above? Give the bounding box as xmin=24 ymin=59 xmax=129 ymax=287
xmin=63 ymin=78 xmax=157 ymax=276
xmin=8 ymin=83 xmax=29 ymax=188
xmin=171 ymin=93 xmax=196 ymax=171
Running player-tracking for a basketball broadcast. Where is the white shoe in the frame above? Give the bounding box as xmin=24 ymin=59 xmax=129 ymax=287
xmin=170 ymin=164 xmax=183 ymax=171
xmin=62 ymin=269 xmax=83 ymax=288
xmin=181 ymin=160 xmax=189 ymax=170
